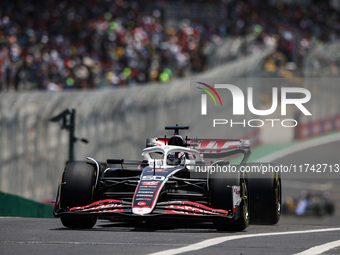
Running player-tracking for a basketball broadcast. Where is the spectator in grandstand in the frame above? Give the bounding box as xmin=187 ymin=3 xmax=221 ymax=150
xmin=0 ymin=0 xmax=339 ymax=91
xmin=0 ymin=0 xmax=215 ymax=90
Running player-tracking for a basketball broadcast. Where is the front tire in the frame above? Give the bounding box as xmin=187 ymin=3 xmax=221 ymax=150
xmin=246 ymin=163 xmax=281 ymax=225
xmin=209 ymin=164 xmax=249 ymax=231
xmin=60 ymin=161 xmax=98 ymax=229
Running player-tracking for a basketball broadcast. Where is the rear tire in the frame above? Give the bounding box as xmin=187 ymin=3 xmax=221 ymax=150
xmin=325 ymin=202 xmax=335 ymax=215
xmin=209 ymin=164 xmax=249 ymax=231
xmin=60 ymin=161 xmax=98 ymax=229
xmin=246 ymin=163 xmax=281 ymax=225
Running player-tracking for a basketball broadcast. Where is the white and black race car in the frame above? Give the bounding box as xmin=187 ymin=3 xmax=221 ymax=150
xmin=53 ymin=125 xmax=281 ymax=231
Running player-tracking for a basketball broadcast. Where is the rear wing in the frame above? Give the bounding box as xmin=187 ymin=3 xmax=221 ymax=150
xmin=146 ymin=138 xmax=251 ymax=164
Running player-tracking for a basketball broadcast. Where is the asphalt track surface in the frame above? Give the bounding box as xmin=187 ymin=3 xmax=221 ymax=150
xmin=1 ymin=140 xmax=340 ymax=255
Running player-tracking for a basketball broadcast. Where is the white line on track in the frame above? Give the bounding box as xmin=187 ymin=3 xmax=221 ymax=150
xmin=293 ymin=239 xmax=340 ymax=255
xmin=148 ymin=227 xmax=340 ymax=255
xmin=255 ymin=132 xmax=340 ymax=163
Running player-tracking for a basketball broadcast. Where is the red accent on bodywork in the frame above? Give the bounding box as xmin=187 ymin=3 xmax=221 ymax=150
xmin=156 ymin=138 xmax=242 ymax=151
xmin=90 ymin=209 xmax=124 ymax=214
xmin=69 ymin=199 xmax=123 ymax=211
xmin=163 ymin=201 xmax=229 ymax=215
xmin=142 ymin=181 xmax=159 ymax=186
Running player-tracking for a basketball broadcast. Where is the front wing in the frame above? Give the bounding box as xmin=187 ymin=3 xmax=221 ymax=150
xmin=54 ymin=199 xmax=237 ymax=220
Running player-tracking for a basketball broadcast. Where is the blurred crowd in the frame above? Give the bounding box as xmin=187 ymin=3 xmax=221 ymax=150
xmin=226 ymin=0 xmax=340 ymax=71
xmin=0 ymin=0 xmax=213 ymax=91
xmin=0 ymin=0 xmax=339 ymax=91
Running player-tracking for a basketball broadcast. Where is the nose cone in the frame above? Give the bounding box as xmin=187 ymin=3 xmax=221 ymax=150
xmin=132 ymin=207 xmax=153 ymax=215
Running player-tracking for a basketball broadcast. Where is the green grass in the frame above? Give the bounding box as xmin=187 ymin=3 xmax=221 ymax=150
xmin=0 ymin=191 xmax=54 ymax=218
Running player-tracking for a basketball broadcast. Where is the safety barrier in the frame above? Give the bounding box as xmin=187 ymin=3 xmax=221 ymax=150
xmin=296 ymin=115 xmax=340 ymax=139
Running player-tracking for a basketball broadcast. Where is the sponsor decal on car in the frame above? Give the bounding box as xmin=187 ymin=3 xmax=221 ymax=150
xmin=142 ymin=181 xmax=159 ymax=186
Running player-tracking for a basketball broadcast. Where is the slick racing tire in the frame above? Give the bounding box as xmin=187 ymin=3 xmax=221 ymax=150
xmin=209 ymin=164 xmax=249 ymax=231
xmin=60 ymin=161 xmax=97 ymax=229
xmin=325 ymin=201 xmax=335 ymax=215
xmin=246 ymin=163 xmax=281 ymax=225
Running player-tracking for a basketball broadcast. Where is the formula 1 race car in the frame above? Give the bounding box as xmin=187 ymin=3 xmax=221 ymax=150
xmin=282 ymin=191 xmax=335 ymax=217
xmin=53 ymin=125 xmax=281 ymax=231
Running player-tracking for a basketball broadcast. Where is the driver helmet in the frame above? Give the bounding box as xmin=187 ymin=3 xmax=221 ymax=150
xmin=167 ymin=153 xmax=181 ymax=165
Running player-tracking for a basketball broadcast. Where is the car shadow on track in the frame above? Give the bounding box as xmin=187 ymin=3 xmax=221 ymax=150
xmin=96 ymin=219 xmax=219 ymax=233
